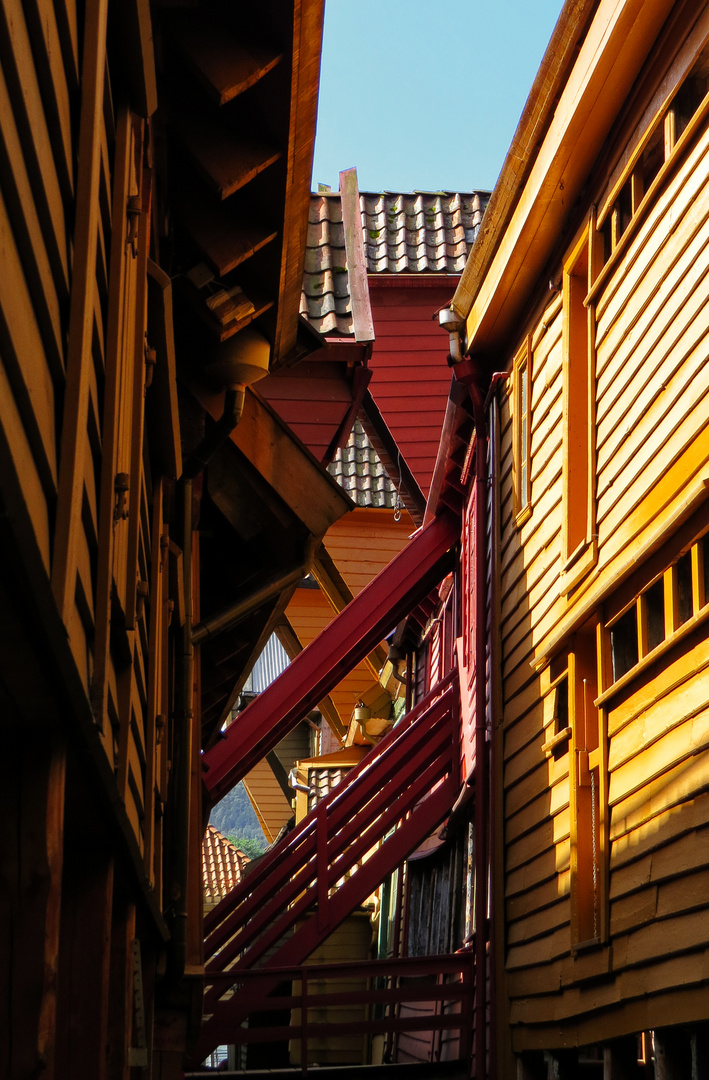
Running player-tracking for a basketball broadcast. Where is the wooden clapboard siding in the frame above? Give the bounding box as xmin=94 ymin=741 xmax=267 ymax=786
xmin=323 ymin=509 xmax=413 ymax=596
xmin=0 ymin=0 xmax=180 ymax=882
xmin=285 ymin=585 xmax=376 ymax=729
xmin=496 ymin=76 xmax=709 ymax=1050
xmin=290 ymin=913 xmax=372 ymax=1068
xmin=497 ymin=286 xmax=573 ymax=1014
xmin=243 ymin=758 xmax=292 ymax=844
xmin=368 ymin=284 xmax=456 ymax=499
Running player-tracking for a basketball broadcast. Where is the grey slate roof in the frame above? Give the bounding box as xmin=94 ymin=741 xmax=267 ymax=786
xmin=327 ymin=420 xmax=398 ymax=509
xmin=362 ymin=191 xmax=486 ymax=274
xmin=300 ymin=190 xmax=489 ymax=337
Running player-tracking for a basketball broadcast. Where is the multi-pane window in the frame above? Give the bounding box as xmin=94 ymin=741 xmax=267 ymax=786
xmin=596 ymin=40 xmax=709 ymax=268
xmin=542 ymin=621 xmax=604 ymax=947
xmin=606 ymin=530 xmax=709 ymax=689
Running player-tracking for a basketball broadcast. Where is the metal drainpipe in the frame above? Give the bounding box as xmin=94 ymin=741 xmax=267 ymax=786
xmin=468 ymin=375 xmax=489 ymax=1080
xmin=441 ymin=303 xmax=490 ymax=1080
xmin=167 ymin=385 xmax=245 ymax=986
xmin=487 ymin=384 xmax=504 ymax=1080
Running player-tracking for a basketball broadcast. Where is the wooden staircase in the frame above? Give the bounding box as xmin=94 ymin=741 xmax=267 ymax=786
xmin=192 ymin=673 xmax=460 ymax=1065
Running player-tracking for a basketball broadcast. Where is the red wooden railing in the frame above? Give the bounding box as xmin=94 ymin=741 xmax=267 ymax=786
xmin=191 ymin=952 xmax=474 ymax=1074
xmin=193 ymin=673 xmax=460 ymax=1064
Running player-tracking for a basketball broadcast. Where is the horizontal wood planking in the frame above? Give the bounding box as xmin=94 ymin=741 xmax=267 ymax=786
xmin=323 ymin=509 xmax=412 ymax=596
xmin=368 ymin=285 xmax=456 ymax=498
xmin=498 ymin=117 xmax=709 ymax=1032
xmin=285 ymin=587 xmax=381 ymax=730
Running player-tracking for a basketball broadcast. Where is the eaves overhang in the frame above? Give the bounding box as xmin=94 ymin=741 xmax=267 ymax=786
xmin=452 ymin=0 xmax=676 ymax=356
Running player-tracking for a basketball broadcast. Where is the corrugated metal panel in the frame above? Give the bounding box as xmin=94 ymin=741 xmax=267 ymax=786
xmin=244 ymin=633 xmax=290 ymax=693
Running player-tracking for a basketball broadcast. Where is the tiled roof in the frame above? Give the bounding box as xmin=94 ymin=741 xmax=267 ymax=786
xmin=202 ymin=824 xmax=248 ymax=909
xmin=327 ymin=420 xmax=398 ymax=508
xmin=300 ymin=189 xmax=489 ymax=336
xmin=362 ymin=191 xmax=486 ymax=274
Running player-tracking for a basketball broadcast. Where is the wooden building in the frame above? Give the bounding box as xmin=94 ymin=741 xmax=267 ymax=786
xmin=0 ymin=0 xmax=365 ymax=1076
xmin=434 ymin=0 xmax=709 ymax=1075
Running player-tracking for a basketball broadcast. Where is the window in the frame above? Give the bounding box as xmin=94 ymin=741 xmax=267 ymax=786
xmin=542 ymin=622 xmax=605 ymax=947
xmin=605 ymin=525 xmax=709 ymax=693
xmin=570 ymin=621 xmax=604 ymax=948
xmin=560 ymin=223 xmax=597 ymax=592
xmin=513 ymin=337 xmax=531 ymax=522
xmin=596 ymin=39 xmax=709 ymax=272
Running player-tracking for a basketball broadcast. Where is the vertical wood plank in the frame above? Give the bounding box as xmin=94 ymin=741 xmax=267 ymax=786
xmin=124 ymin=151 xmax=151 ymax=631
xmin=106 ymin=899 xmax=137 ymax=1080
xmin=56 ymin=851 xmax=114 ymax=1080
xmin=51 ymin=0 xmax=109 ymax=627
xmin=144 ymin=478 xmax=164 ymax=884
xmin=1 ymin=736 xmax=66 ymax=1080
xmin=91 ymin=107 xmax=133 ymax=727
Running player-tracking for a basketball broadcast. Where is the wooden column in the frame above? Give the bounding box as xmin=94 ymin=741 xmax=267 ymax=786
xmin=0 ymin=735 xmax=65 ymax=1080
xmin=56 ymin=849 xmax=114 ymax=1080
xmin=603 ymin=1037 xmax=640 ymax=1079
xmin=106 ymin=893 xmax=137 ymax=1080
xmin=654 ymin=1028 xmax=692 ymax=1080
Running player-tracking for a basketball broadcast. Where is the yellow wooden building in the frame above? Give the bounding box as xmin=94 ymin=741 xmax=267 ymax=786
xmin=439 ymin=0 xmax=709 ymax=1074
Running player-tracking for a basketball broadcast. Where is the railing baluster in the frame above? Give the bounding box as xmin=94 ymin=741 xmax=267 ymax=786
xmin=317 ymin=801 xmax=328 ymax=933
xmin=300 ymin=966 xmax=308 ymax=1075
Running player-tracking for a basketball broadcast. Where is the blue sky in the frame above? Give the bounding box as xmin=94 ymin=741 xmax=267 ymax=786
xmin=312 ymin=0 xmax=564 ymax=195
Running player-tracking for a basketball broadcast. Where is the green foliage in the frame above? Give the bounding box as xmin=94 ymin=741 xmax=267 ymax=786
xmin=209 ymin=782 xmax=266 ymax=845
xmin=227 ymin=833 xmax=267 ymax=860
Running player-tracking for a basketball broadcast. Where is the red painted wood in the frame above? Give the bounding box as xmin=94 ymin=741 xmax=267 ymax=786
xmin=368 ymin=283 xmax=455 ymax=499
xmin=202 ymin=511 xmax=459 ymax=803
xmin=458 ymin=483 xmax=477 ymax=785
xmin=196 ymin=773 xmax=457 ymax=1059
xmin=203 ymin=688 xmax=456 ymax=995
xmin=193 ymin=679 xmax=459 ymax=1061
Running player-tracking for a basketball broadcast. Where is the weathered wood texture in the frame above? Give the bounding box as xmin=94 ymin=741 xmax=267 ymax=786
xmin=497 ymin=80 xmax=709 ymax=1047
xmin=0 ymin=0 xmax=179 ymax=918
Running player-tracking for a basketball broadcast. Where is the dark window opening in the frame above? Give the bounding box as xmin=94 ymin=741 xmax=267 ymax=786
xmin=677 ymin=551 xmax=693 ymax=624
xmin=641 ymin=123 xmax=664 ymax=191
xmin=611 ymin=605 xmax=638 ymax=682
xmin=618 ymin=179 xmax=632 ymax=240
xmin=645 ymin=578 xmax=665 ymax=652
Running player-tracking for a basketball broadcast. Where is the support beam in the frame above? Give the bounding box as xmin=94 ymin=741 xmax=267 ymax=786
xmin=202 ymin=511 xmax=459 ymax=803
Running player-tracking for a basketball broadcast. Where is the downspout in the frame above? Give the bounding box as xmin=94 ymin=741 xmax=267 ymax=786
xmin=469 ymin=369 xmax=488 ymax=1080
xmin=486 ymin=378 xmax=507 ymax=1080
xmin=440 ymin=306 xmax=488 ymax=1080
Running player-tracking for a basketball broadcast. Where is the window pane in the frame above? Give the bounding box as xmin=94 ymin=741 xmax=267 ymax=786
xmin=677 ymin=552 xmax=693 ymax=624
xmin=611 ymin=605 xmax=638 ymax=682
xmin=645 ymin=578 xmax=665 ymax=652
xmin=703 ymin=535 xmax=709 ymax=607
xmin=554 ymin=677 xmax=568 ymax=733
